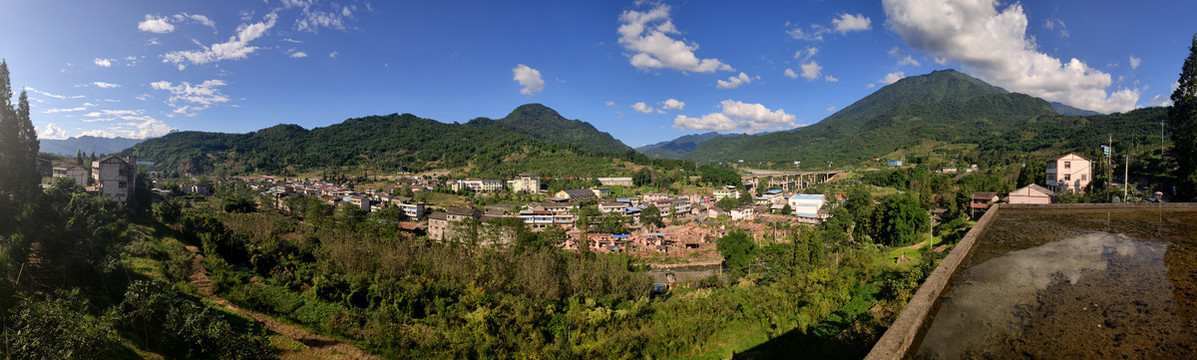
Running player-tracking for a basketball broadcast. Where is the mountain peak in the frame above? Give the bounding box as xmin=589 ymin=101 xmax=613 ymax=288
xmin=465 ymin=104 xmax=631 ymax=153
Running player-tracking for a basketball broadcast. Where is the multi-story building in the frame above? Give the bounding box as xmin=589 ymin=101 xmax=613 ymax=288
xmin=428 ymin=206 xmax=483 ymax=241
xmin=510 ymin=173 xmax=541 ymax=193
xmin=597 ymin=177 xmax=634 ymax=186
xmin=1046 ymin=153 xmax=1092 ymax=194
xmin=52 ymin=163 xmax=89 ymax=186
xmin=398 ymin=201 xmax=426 ymax=221
xmin=713 ymin=186 xmax=740 ymax=201
xmin=450 ymin=178 xmax=504 ymax=192
xmin=92 ymin=156 xmax=135 ymax=202
xmin=788 ymin=194 xmax=825 ymax=222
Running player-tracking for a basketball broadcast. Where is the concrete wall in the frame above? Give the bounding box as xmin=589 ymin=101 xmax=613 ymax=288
xmin=865 ymin=202 xmax=1197 ymax=359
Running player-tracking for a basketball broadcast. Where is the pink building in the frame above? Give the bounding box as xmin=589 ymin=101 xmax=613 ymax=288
xmin=1046 ymin=153 xmax=1091 ymax=194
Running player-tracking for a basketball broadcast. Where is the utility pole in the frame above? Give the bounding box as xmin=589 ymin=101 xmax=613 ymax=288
xmin=1108 ymin=135 xmax=1113 ymax=203
xmin=1124 ymin=154 xmax=1129 ymax=202
xmin=1161 ymin=121 xmax=1166 ymax=158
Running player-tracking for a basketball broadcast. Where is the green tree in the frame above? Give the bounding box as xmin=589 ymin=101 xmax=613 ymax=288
xmin=871 ymin=194 xmax=929 ymax=246
xmin=780 ymin=203 xmax=792 ymax=215
xmin=640 ymin=204 xmax=665 ymax=228
xmin=0 ymin=61 xmax=39 ymax=200
xmin=716 ymin=229 xmax=757 ymax=277
xmin=1170 ymin=34 xmax=1197 ymax=200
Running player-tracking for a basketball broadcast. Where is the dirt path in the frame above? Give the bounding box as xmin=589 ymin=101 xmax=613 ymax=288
xmin=184 ymin=246 xmax=380 ymax=360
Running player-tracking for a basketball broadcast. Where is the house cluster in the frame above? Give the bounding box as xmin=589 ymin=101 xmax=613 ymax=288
xmin=49 ymin=155 xmax=137 ymax=203
xmin=968 ymin=152 xmax=1094 ymax=215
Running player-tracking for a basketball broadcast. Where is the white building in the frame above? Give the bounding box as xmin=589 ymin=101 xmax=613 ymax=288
xmin=451 ymin=178 xmax=504 ymax=192
xmin=398 ymin=201 xmax=426 ymax=220
xmin=1008 ymin=184 xmax=1055 ymax=204
xmin=730 ymin=206 xmax=756 ymax=221
xmin=52 ymin=164 xmax=89 ymax=186
xmin=510 ymin=173 xmax=541 ymax=193
xmin=788 ymin=194 xmax=826 ymax=221
xmin=92 ymin=156 xmax=135 ymax=202
xmin=713 ymin=186 xmax=740 ymax=201
xmin=1046 ymin=153 xmax=1091 ymax=194
xmin=597 ymin=177 xmax=634 ymax=186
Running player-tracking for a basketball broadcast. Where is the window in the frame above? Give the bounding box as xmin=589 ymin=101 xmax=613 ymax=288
xmin=1064 ymin=161 xmax=1071 ymax=169
xmin=1082 ymin=174 xmax=1087 ymax=180
xmin=1064 ymin=174 xmax=1071 ymax=181
xmin=118 ymin=181 xmax=127 ymax=188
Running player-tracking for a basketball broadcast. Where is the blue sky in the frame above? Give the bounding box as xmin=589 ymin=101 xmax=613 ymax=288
xmin=1 ymin=0 xmax=1193 ymax=148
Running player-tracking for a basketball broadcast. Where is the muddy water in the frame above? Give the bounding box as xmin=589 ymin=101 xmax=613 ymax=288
xmin=914 ymin=208 xmax=1197 ymax=359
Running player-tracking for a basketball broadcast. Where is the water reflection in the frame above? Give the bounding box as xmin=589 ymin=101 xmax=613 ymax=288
xmin=917 ymin=232 xmax=1167 ymax=359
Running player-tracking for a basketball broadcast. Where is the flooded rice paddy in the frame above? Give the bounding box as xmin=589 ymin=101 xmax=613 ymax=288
xmin=914 ymin=207 xmax=1197 ymax=359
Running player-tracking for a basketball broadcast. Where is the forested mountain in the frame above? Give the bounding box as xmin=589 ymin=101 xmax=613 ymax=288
xmin=1050 ymin=102 xmax=1102 ymax=116
xmin=635 ymin=131 xmax=724 ymax=159
xmin=123 ymin=106 xmax=653 ymax=177
xmin=683 ymin=70 xmax=1165 ymax=167
xmin=40 ymin=135 xmax=145 ymax=156
xmin=466 ymin=103 xmax=631 ymax=153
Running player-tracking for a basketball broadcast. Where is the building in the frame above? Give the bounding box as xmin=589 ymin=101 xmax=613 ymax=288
xmin=92 ymin=156 xmax=135 ymax=202
xmin=556 ymin=189 xmax=598 ymax=202
xmin=1046 ymin=153 xmax=1091 ymax=194
xmin=641 ymin=192 xmax=670 ymax=203
xmin=398 ymin=201 xmax=426 ymax=221
xmin=52 ymin=164 xmax=89 ymax=186
xmin=450 ymin=178 xmax=504 ymax=192
xmin=598 ymin=202 xmax=626 ymax=213
xmin=1008 ymin=184 xmax=1055 ymax=204
xmin=788 ymin=194 xmax=826 ymax=220
xmin=184 ymin=183 xmax=210 ymax=195
xmin=510 ymin=173 xmax=541 ymax=193
xmin=730 ymin=206 xmax=756 ymax=221
xmin=428 ymin=206 xmax=483 ymax=241
xmin=970 ymin=192 xmax=1000 ymax=217
xmin=713 ymin=186 xmax=740 ymax=201
xmin=597 ymin=177 xmax=634 ymax=186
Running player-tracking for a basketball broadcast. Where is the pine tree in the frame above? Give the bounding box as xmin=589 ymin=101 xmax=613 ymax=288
xmin=0 ymin=60 xmax=18 ymax=196
xmin=16 ymin=90 xmax=40 ymax=195
xmin=1170 ymin=34 xmax=1197 ymax=200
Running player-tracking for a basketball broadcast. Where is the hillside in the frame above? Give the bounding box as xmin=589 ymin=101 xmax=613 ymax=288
xmin=682 ymin=70 xmax=1162 ymax=167
xmin=636 ymin=132 xmax=723 ymax=159
xmin=40 ymin=136 xmax=145 ymax=156
xmin=466 ymin=103 xmax=631 ymax=153
xmin=124 ymin=105 xmax=647 ymax=177
xmin=1050 ymin=102 xmax=1102 ymax=116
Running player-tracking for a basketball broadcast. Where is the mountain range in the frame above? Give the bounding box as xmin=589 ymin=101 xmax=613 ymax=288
xmin=40 ymin=136 xmax=146 ymax=156
xmin=123 ymin=69 xmax=1166 ymax=176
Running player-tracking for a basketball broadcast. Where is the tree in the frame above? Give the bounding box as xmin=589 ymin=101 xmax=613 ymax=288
xmin=640 ymin=204 xmax=665 ymax=228
xmin=1170 ymin=34 xmax=1197 ymax=200
xmin=780 ymin=203 xmax=792 ymax=215
xmin=717 ymin=229 xmax=757 ymax=277
xmin=871 ymin=194 xmax=929 ymax=246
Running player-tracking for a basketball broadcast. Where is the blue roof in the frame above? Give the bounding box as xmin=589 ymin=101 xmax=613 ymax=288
xmin=789 ymin=194 xmax=825 ymax=200
xmin=764 ymin=189 xmax=783 ymax=194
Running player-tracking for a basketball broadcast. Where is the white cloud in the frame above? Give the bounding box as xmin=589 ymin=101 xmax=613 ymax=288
xmin=163 ymin=13 xmax=277 ymax=70
xmin=290 ymin=50 xmax=308 ymax=58
xmin=134 ymin=94 xmax=151 ymax=101
xmin=831 ymin=13 xmax=872 ymax=34
xmin=605 ymin=101 xmax=616 ymax=107
xmin=866 ymin=83 xmax=876 ymax=88
xmin=512 ymin=64 xmax=545 ymax=95
xmin=826 ymin=106 xmax=837 ymax=112
xmin=632 ymin=102 xmax=655 ymax=114
xmin=24 ymin=87 xmax=67 ymax=99
xmin=800 ymin=61 xmax=822 ymax=80
xmin=92 ymin=82 xmax=120 ymax=89
xmin=661 ymin=98 xmax=685 ymax=111
xmin=795 ymin=46 xmax=818 ymax=61
xmin=882 ymin=72 xmax=905 ymax=84
xmin=94 ymin=58 xmax=113 ymax=67
xmin=1146 ymin=94 xmax=1172 ymax=107
xmin=1129 ymin=56 xmax=1141 ymax=70
xmin=329 ymin=51 xmax=338 ymax=58
xmin=883 ymin=0 xmax=1138 ymax=113
xmin=283 ymin=0 xmax=357 ymax=33
xmin=174 ymin=13 xmax=217 ymax=33
xmin=673 ymin=100 xmax=797 ymax=133
xmin=716 ymin=72 xmax=756 ymax=89
xmin=138 ymin=15 xmax=175 ymax=33
xmin=80 ymin=111 xmax=172 ymax=139
xmin=825 ymin=75 xmax=839 ymax=82
xmin=1043 ymin=18 xmax=1069 ymax=38
xmin=150 ymin=79 xmax=230 ymax=116
xmin=42 ymin=103 xmax=94 ymax=114
xmin=39 ymin=123 xmax=68 ymax=140
xmin=618 ymin=4 xmax=734 ymax=73
xmin=889 ymin=47 xmax=921 ymax=66
xmin=784 ymin=68 xmax=799 ymax=79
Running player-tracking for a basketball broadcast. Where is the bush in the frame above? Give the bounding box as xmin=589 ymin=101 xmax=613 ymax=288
xmin=116 ymin=280 xmax=273 ymax=360
xmin=3 ymin=290 xmax=124 ymax=360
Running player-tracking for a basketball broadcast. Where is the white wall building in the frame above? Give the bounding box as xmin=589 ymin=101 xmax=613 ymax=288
xmin=52 ymin=164 xmax=89 ymax=186
xmin=92 ymin=156 xmax=135 ymax=202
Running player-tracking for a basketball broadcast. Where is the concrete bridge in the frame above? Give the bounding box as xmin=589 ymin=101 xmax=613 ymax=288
xmin=740 ymin=168 xmax=843 ymax=191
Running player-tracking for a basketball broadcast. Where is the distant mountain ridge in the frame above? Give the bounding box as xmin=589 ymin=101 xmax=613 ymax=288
xmin=682 ymin=69 xmax=1162 ymax=166
xmin=466 ymin=103 xmax=631 ymax=153
xmin=40 ymin=136 xmax=145 ymax=156
xmin=1050 ymin=102 xmax=1102 ymax=116
xmin=122 ymin=104 xmax=637 ymax=176
xmin=636 ymin=132 xmax=724 ymax=159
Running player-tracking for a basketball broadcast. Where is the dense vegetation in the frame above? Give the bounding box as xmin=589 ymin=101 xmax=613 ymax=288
xmin=682 ymin=70 xmax=1172 ymax=172
xmin=636 ymin=131 xmax=724 ymax=159
xmin=1170 ymin=34 xmax=1197 ymax=200
xmin=466 ymin=103 xmax=631 ymax=154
